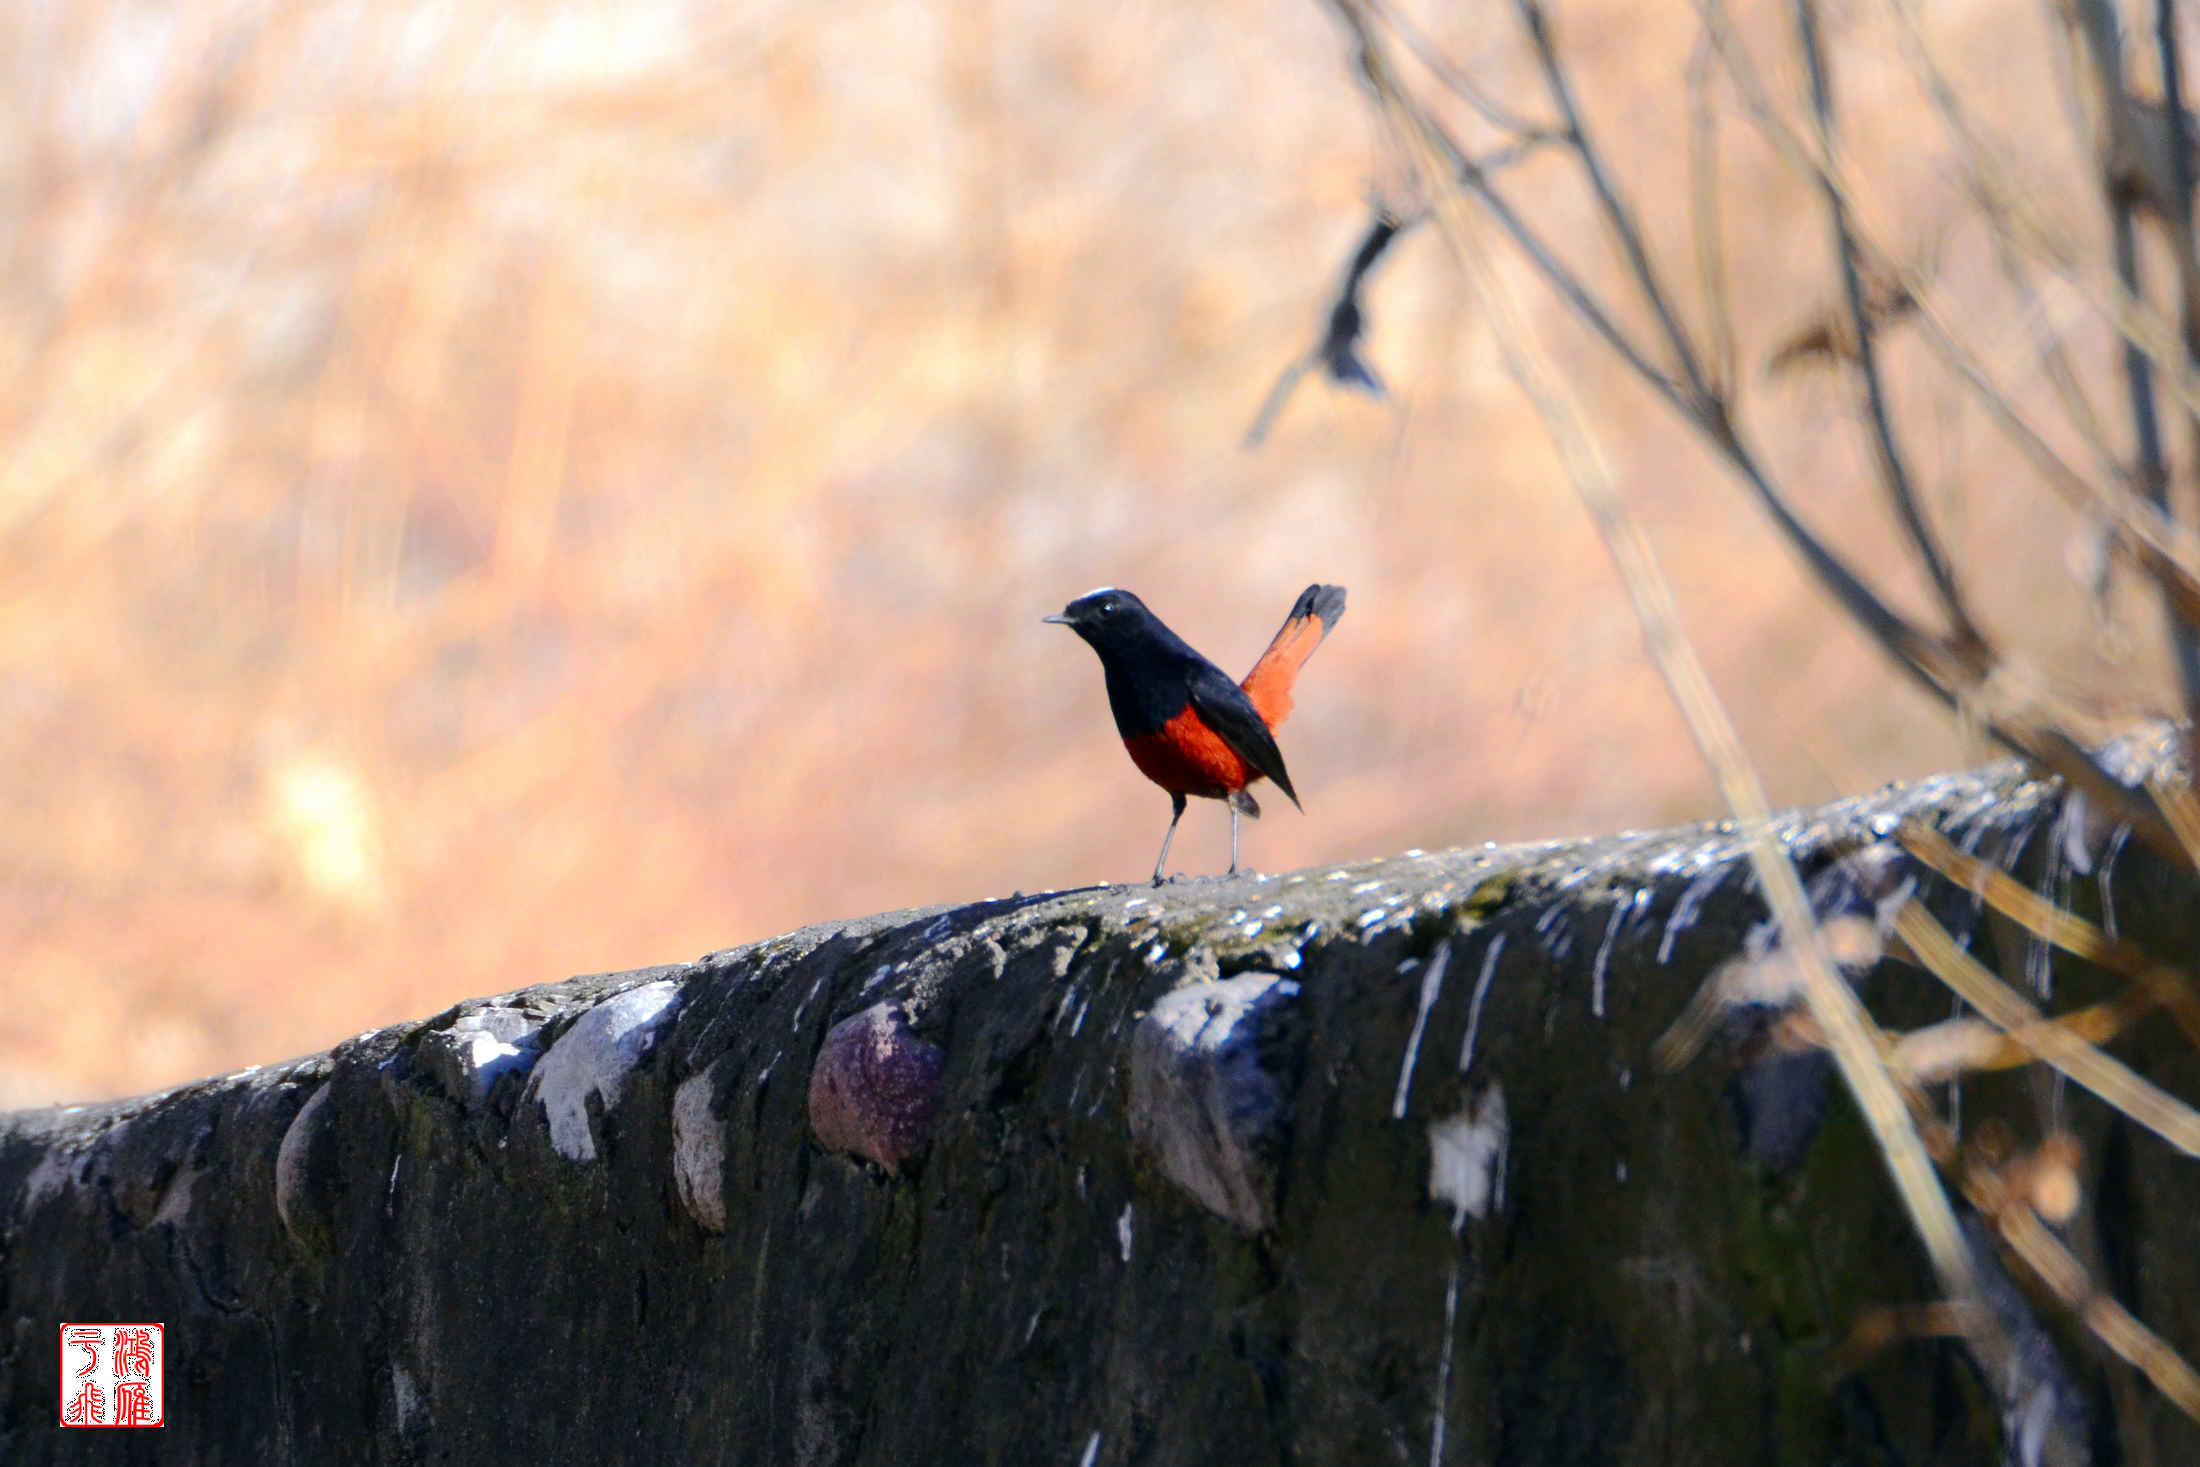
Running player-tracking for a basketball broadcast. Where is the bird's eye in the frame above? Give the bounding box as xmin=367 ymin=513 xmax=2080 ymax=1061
xmin=1098 ymin=599 xmax=1117 ymax=616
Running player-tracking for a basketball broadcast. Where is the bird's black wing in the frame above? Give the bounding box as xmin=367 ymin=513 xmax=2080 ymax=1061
xmin=1186 ymin=660 xmax=1299 ymax=810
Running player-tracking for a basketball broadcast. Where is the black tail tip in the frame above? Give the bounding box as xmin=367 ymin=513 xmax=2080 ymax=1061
xmin=1291 ymin=583 xmax=1347 ymax=628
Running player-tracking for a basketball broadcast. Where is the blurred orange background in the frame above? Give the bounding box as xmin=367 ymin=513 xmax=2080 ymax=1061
xmin=2 ymin=0 xmax=2179 ymax=1103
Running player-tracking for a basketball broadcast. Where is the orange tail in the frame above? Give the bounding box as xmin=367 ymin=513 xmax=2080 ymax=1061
xmin=1240 ymin=584 xmax=1347 ymax=728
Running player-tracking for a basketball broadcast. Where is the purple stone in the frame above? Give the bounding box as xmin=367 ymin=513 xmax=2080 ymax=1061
xmin=807 ymin=1004 xmax=946 ymax=1174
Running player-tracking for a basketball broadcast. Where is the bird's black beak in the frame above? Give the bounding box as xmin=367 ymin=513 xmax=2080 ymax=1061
xmin=1042 ymin=613 xmax=1073 ymax=625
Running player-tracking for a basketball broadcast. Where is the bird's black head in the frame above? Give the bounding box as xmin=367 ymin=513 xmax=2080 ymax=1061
xmin=1043 ymin=587 xmax=1159 ymax=653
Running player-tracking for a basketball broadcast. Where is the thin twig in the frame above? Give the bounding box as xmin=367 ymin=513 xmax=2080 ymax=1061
xmin=2110 ymin=195 xmax=2179 ymax=627
xmin=1980 ymin=209 xmax=2132 ymax=506
xmin=1364 ymin=0 xmax=1564 ymax=140
xmin=1792 ymin=0 xmax=1985 ymax=655
xmin=1513 ymin=0 xmax=1715 ymax=407
xmin=1988 ymin=1189 xmax=2200 ymax=1421
xmin=1882 ymin=0 xmax=2200 ymax=609
xmin=1886 ymin=996 xmax=2156 ymax=1083
xmin=1686 ymin=31 xmax=1740 ymax=399
xmin=1390 ymin=0 xmax=2191 ymax=864
xmin=1794 ymin=0 xmax=2200 ymax=601
xmin=1898 ymin=819 xmax=2200 ymax=1049
xmin=1442 ymin=143 xmax=1691 ymax=402
xmin=1894 ymin=900 xmax=2200 ymax=1158
xmin=1685 ymin=0 xmax=2200 ymax=860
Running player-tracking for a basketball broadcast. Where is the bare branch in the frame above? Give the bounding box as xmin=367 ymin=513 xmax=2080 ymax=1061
xmin=1364 ymin=0 xmax=1564 ymax=140
xmin=1686 ymin=32 xmax=1740 ymax=398
xmin=2062 ymin=0 xmax=2200 ymax=752
xmin=1872 ymin=0 xmax=2200 ymax=503
xmin=1792 ymin=0 xmax=1986 ymax=654
xmin=1899 ymin=819 xmax=2200 ymax=1049
xmin=1342 ymin=0 xmax=2197 ymax=862
xmin=1411 ymin=0 xmax=2193 ymax=862
xmin=1513 ymin=0 xmax=1716 ymax=407
xmin=1889 ymin=1000 xmax=2154 ymax=1084
xmin=1730 ymin=0 xmax=2200 ymax=674
xmin=1443 ymin=145 xmax=1691 ymax=403
xmin=1980 ymin=218 xmax=2129 ymax=504
xmin=1895 ymin=900 xmax=2200 ymax=1158
xmin=1990 ymin=1201 xmax=2200 ymax=1424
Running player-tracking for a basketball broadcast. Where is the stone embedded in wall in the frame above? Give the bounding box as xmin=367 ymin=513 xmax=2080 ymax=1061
xmin=523 ymin=980 xmax=682 ymax=1163
xmin=418 ymin=1006 xmax=546 ymax=1108
xmin=1127 ymin=971 xmax=1301 ymax=1231
xmin=807 ymin=1003 xmax=947 ymax=1175
xmin=673 ymin=1056 xmax=737 ymax=1233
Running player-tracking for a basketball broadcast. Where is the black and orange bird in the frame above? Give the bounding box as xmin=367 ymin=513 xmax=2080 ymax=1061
xmin=1046 ymin=584 xmax=1347 ymax=885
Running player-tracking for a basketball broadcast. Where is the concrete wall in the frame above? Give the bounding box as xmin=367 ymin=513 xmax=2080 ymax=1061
xmin=6 ymin=752 xmax=2198 ymax=1465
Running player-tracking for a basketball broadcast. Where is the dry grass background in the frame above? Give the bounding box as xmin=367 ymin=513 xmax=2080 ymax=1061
xmin=0 ymin=0 xmax=2177 ymax=1104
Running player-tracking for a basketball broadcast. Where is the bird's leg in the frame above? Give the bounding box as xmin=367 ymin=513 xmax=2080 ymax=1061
xmin=1228 ymin=803 xmax=1241 ymax=876
xmin=1151 ymin=792 xmax=1188 ymax=887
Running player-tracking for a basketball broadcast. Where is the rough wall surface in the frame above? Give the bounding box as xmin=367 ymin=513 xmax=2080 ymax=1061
xmin=5 ymin=753 xmax=2200 ymax=1466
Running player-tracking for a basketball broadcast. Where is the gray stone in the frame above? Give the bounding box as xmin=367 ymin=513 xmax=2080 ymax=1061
xmin=671 ymin=1056 xmax=733 ymax=1233
xmin=416 ymin=1005 xmax=544 ymax=1107
xmin=522 ymin=979 xmax=680 ymax=1162
xmin=1128 ymin=972 xmax=1300 ymax=1230
xmin=273 ymin=1081 xmax=335 ymax=1249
